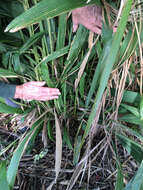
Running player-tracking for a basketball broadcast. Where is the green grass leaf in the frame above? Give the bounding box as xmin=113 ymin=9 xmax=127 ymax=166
xmin=120 ymin=114 xmax=143 ymax=126
xmin=0 ymin=0 xmax=24 ymax=18
xmin=5 ymin=0 xmax=99 ymax=32
xmin=63 ymin=127 xmax=73 ymax=150
xmin=140 ymin=96 xmax=143 ymax=120
xmin=85 ymin=37 xmax=112 ymax=107
xmin=115 ymin=165 xmax=124 ymax=190
xmin=40 ymin=45 xmax=70 ymax=66
xmin=79 ymin=72 xmax=86 ymax=98
xmin=0 ymin=68 xmax=18 ymax=78
xmin=124 ymin=160 xmax=143 ymax=190
xmin=0 ymin=161 xmax=10 ymax=190
xmin=117 ymin=134 xmax=143 ymax=163
xmin=19 ymin=32 xmax=44 ymax=54
xmin=0 ymin=103 xmax=23 ymax=114
xmin=116 ymin=123 xmax=143 ymax=143
xmin=120 ymin=104 xmax=140 ymax=118
xmin=73 ymin=136 xmax=81 ymax=165
xmin=56 ymin=13 xmax=67 ymax=51
xmin=119 ymin=89 xmax=140 ymax=104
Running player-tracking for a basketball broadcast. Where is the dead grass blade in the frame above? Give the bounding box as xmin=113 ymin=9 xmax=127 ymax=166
xmin=46 ymin=110 xmax=62 ymax=190
xmin=74 ymin=32 xmax=98 ymax=89
xmin=67 ymin=137 xmax=105 ymax=190
xmin=133 ymin=12 xmax=143 ymax=95
xmin=66 ymin=161 xmax=84 ymax=190
xmin=78 ymin=93 xmax=104 ymax=186
xmin=114 ymin=0 xmax=126 ymax=26
xmin=42 ymin=116 xmax=48 ymax=148
xmin=54 ymin=110 xmax=62 ymax=181
xmin=113 ymin=59 xmax=132 ymax=120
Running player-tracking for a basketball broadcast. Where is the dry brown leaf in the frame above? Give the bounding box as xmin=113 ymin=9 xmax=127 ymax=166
xmin=66 ymin=162 xmax=84 ymax=190
xmin=54 ymin=110 xmax=62 ymax=181
xmin=46 ymin=110 xmax=62 ymax=190
xmin=42 ymin=116 xmax=48 ymax=148
xmin=74 ymin=32 xmax=98 ymax=89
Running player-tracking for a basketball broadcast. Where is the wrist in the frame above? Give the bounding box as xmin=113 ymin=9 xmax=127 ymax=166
xmin=14 ymin=85 xmax=23 ymax=99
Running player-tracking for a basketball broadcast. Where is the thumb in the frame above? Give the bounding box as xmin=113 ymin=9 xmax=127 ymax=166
xmin=28 ymin=81 xmax=46 ymax=87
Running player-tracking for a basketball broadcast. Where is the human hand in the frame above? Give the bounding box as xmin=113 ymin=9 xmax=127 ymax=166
xmin=72 ymin=5 xmax=102 ymax=35
xmin=14 ymin=81 xmax=61 ymax=101
xmin=72 ymin=5 xmax=117 ymax=35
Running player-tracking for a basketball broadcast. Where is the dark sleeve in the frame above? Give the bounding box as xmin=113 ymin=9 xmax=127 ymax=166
xmin=0 ymin=82 xmax=16 ymax=98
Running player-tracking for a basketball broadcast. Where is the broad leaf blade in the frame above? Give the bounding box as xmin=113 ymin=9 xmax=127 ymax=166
xmin=5 ymin=0 xmax=99 ymax=32
xmin=0 ymin=161 xmax=10 ymax=190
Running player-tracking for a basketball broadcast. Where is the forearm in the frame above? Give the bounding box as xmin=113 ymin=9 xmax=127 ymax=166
xmin=0 ymin=82 xmax=16 ymax=98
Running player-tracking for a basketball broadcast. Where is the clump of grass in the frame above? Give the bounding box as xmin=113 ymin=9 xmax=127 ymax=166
xmin=1 ymin=0 xmax=143 ymax=189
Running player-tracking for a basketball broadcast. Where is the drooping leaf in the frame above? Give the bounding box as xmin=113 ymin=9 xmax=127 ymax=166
xmin=47 ymin=111 xmax=62 ymax=189
xmin=5 ymin=0 xmax=99 ymax=32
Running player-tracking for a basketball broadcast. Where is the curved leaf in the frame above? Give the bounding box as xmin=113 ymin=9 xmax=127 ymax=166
xmin=5 ymin=0 xmax=99 ymax=32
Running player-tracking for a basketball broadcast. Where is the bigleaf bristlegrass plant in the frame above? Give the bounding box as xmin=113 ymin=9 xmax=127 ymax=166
xmin=1 ymin=0 xmax=143 ymax=189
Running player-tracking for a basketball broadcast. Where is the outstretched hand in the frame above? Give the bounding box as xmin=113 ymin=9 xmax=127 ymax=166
xmin=72 ymin=5 xmax=117 ymax=35
xmin=14 ymin=81 xmax=61 ymax=101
